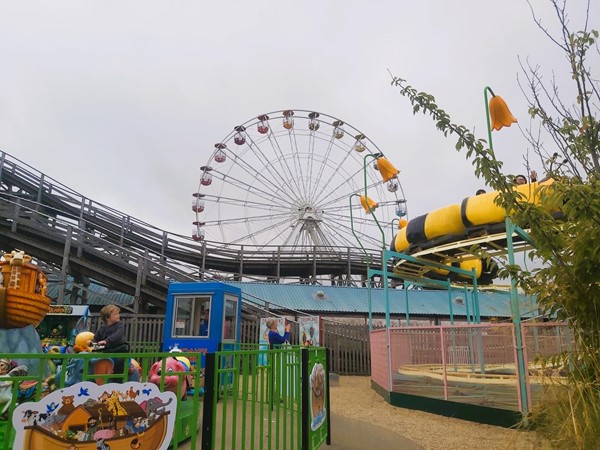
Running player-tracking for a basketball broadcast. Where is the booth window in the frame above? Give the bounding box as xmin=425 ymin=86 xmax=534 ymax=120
xmin=172 ymin=295 xmax=211 ymax=337
xmin=223 ymin=295 xmax=238 ymax=341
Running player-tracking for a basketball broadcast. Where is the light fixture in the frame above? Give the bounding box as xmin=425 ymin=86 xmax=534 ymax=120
xmin=376 ymin=157 xmax=399 ymax=182
xmin=359 ymin=195 xmax=378 ymax=214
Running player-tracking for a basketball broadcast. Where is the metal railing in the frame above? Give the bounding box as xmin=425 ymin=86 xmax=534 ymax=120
xmin=0 ymin=150 xmax=388 ymax=312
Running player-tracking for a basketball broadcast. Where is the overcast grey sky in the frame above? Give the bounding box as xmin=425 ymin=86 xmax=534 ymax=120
xmin=0 ymin=1 xmax=595 ymax=240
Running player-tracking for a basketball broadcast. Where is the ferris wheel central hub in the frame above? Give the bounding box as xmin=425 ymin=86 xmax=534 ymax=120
xmin=297 ymin=205 xmax=323 ymax=223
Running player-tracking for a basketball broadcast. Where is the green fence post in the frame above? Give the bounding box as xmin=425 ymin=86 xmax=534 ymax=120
xmin=301 ymin=347 xmax=309 ymax=450
xmin=325 ymin=349 xmax=332 ymax=446
xmin=202 ymin=352 xmax=216 ymax=450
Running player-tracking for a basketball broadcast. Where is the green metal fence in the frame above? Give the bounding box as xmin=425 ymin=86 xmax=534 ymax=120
xmin=0 ymin=345 xmax=329 ymax=450
xmin=0 ymin=350 xmax=203 ymax=450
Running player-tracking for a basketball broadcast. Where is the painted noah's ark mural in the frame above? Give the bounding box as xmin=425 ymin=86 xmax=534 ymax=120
xmin=12 ymin=381 xmax=177 ymax=450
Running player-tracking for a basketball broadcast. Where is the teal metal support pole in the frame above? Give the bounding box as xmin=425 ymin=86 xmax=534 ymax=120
xmin=484 ymin=86 xmax=497 ymax=158
xmin=472 ymin=270 xmax=480 ymax=323
xmin=447 ymin=280 xmax=454 ymax=325
xmin=367 ymin=269 xmax=373 ymax=330
xmin=465 ymin=286 xmax=476 ymax=373
xmin=362 ymin=153 xmax=386 ymax=249
xmin=349 ymin=194 xmax=373 ymax=330
xmin=382 ymin=250 xmax=390 ymax=328
xmin=447 ymin=279 xmax=458 ymax=373
xmin=505 ymin=216 xmax=529 ymax=417
xmin=463 ymin=285 xmax=470 ymax=324
xmin=404 ymin=284 xmax=410 ymax=326
xmin=356 ymin=153 xmax=388 ymax=330
xmin=390 ymin=218 xmax=399 ymax=249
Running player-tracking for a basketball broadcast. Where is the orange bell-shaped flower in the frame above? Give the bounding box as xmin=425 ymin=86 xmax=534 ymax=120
xmin=376 ymin=157 xmax=399 ymax=182
xmin=359 ymin=195 xmax=378 ymax=214
xmin=489 ymin=95 xmax=517 ymax=131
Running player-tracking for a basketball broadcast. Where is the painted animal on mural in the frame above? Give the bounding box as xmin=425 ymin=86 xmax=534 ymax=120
xmin=310 ymin=363 xmax=326 ymax=429
xmin=11 ymin=381 xmax=178 ymax=450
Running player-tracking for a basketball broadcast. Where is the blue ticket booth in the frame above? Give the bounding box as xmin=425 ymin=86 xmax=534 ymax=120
xmin=163 ymin=281 xmax=242 ymax=368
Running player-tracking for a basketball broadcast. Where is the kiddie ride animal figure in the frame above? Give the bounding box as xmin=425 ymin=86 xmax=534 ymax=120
xmin=148 ymin=356 xmax=192 ymax=400
xmin=0 ymin=358 xmax=28 ymax=416
xmin=50 ymin=332 xmax=141 ymax=388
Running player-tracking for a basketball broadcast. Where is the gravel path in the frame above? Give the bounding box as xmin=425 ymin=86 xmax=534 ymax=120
xmin=329 ymin=376 xmax=549 ymax=450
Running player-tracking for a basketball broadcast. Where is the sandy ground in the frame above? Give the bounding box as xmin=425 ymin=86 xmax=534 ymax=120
xmin=330 ymin=376 xmax=550 ymax=450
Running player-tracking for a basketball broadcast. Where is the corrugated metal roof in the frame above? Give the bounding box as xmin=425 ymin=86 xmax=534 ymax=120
xmin=45 ymin=277 xmax=536 ymax=319
xmin=226 ymin=282 xmax=536 ymax=319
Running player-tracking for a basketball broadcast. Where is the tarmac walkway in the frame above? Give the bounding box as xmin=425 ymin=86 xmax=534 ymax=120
xmin=177 ymin=411 xmax=423 ymax=449
xmin=327 ymin=413 xmax=423 ymax=450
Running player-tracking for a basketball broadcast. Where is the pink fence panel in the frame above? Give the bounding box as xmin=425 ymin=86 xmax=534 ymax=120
xmin=521 ymin=322 xmax=573 ymax=409
xmin=373 ymin=322 xmax=572 ymax=414
xmin=370 ymin=329 xmax=389 ymax=390
xmin=385 ymin=324 xmax=522 ymax=410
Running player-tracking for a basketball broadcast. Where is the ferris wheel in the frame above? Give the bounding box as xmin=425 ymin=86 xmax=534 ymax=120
xmin=192 ymin=110 xmax=408 ymax=253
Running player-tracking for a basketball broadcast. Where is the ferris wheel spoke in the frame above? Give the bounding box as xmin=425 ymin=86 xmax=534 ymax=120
xmin=204 ymin=210 xmax=291 ymax=227
xmin=319 ymin=219 xmax=377 ymax=249
xmin=308 ymin=136 xmax=336 ymax=201
xmin=312 ymin=143 xmax=364 ymax=205
xmin=321 ymin=218 xmax=385 ymax=250
xmin=218 ymin=149 xmax=298 ymax=206
xmin=318 ymin=222 xmax=361 ymax=249
xmin=317 ymin=180 xmax=383 ymax=211
xmin=237 ymin=134 xmax=301 ymax=203
xmin=307 ymin=132 xmax=317 ymax=200
xmin=320 ymin=199 xmax=400 ymax=218
xmin=201 ymin=193 xmax=290 ymax=212
xmin=261 ymin=131 xmax=307 ymax=202
xmin=288 ymin=129 xmax=309 ymax=201
xmin=209 ymin=169 xmax=293 ymax=210
xmin=313 ymin=164 xmax=367 ymax=207
xmin=322 ymin=211 xmax=390 ymax=246
xmin=311 ymin=223 xmax=341 ymax=249
xmin=324 ymin=210 xmax=384 ymax=229
xmin=227 ymin=215 xmax=294 ymax=247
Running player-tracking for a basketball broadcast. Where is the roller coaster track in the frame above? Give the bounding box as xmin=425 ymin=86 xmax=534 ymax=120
xmin=392 ymin=225 xmax=534 ymax=285
xmin=0 ymin=152 xmax=382 ymax=312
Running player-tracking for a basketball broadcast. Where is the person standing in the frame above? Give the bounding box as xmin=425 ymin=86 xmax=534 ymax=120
xmin=199 ymin=308 xmax=210 ymax=336
xmin=267 ymin=319 xmax=291 ymax=349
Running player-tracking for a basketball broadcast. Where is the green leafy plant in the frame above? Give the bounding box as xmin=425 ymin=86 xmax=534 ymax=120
xmin=389 ymin=0 xmax=599 ymax=445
